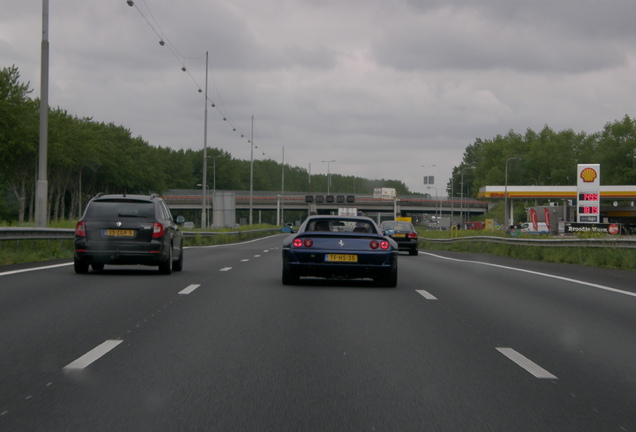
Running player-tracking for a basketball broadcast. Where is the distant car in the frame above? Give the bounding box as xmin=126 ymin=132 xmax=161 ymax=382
xmin=182 ymin=221 xmax=195 ymax=229
xmin=282 ymin=215 xmax=398 ymax=287
xmin=379 ymin=220 xmax=419 ymax=255
xmin=520 ymin=222 xmax=549 ymax=234
xmin=74 ymin=193 xmax=185 ymax=274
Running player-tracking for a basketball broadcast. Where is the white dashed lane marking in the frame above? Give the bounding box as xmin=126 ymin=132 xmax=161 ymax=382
xmin=179 ymin=284 xmax=200 ymax=295
xmin=416 ymin=289 xmax=438 ymax=300
xmin=496 ymin=347 xmax=557 ymax=379
xmin=220 ymin=267 xmax=232 ymax=272
xmin=63 ymin=340 xmax=123 ymax=370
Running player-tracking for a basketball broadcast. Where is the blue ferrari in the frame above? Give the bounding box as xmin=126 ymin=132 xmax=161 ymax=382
xmin=282 ymin=215 xmax=398 ymax=287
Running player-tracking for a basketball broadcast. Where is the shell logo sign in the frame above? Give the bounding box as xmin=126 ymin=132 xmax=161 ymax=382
xmin=577 ymin=164 xmax=600 ymax=223
xmin=577 ymin=164 xmax=600 ymax=189
xmin=580 ymin=167 xmax=598 ymax=183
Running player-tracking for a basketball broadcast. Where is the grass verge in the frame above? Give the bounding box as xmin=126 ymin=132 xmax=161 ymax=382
xmin=0 ymin=225 xmax=282 ymax=266
xmin=419 ymin=230 xmax=636 ymax=271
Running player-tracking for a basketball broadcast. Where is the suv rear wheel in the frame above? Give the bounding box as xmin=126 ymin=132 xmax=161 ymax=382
xmin=74 ymin=258 xmax=89 ymax=274
xmin=158 ymin=244 xmax=173 ymax=274
xmin=173 ymin=248 xmax=184 ymax=272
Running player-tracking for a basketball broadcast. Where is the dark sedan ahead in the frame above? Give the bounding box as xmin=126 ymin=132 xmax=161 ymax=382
xmin=282 ymin=215 xmax=398 ymax=287
xmin=379 ymin=220 xmax=419 ymax=255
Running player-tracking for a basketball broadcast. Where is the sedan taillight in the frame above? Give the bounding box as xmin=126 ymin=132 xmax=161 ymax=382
xmin=407 ymin=232 xmax=418 ymax=239
xmin=75 ymin=221 xmax=86 ymax=237
xmin=152 ymin=222 xmax=165 ymax=238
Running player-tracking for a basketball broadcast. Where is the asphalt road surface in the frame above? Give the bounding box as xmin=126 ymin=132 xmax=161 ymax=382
xmin=1 ymin=235 xmax=635 ymax=431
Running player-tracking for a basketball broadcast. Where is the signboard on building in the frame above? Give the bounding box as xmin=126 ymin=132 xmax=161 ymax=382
xmin=373 ymin=188 xmax=396 ymax=199
xmin=577 ymin=164 xmax=600 ymax=223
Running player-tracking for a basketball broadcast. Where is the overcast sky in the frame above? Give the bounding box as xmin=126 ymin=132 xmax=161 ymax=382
xmin=2 ymin=0 xmax=636 ymax=195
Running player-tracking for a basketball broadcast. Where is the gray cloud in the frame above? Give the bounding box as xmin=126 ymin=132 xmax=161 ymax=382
xmin=1 ymin=0 xmax=635 ymax=193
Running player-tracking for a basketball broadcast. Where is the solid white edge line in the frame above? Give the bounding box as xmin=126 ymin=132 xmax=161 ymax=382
xmin=179 ymin=284 xmax=200 ymax=295
xmin=416 ymin=289 xmax=438 ymax=300
xmin=496 ymin=347 xmax=557 ymax=379
xmin=193 ymin=234 xmax=282 ymax=249
xmin=0 ymin=262 xmax=73 ymax=277
xmin=63 ymin=340 xmax=123 ymax=370
xmin=420 ymin=251 xmax=636 ymax=298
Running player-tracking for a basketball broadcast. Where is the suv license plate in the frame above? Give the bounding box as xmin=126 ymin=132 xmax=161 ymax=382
xmin=326 ymin=254 xmax=357 ymax=262
xmin=105 ymin=229 xmax=135 ymax=237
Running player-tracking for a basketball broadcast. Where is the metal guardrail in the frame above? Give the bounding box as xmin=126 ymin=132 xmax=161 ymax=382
xmin=0 ymin=227 xmax=75 ymax=240
xmin=0 ymin=227 xmax=283 ymax=241
xmin=420 ymin=235 xmax=636 ymax=248
xmin=2 ymin=228 xmax=634 ymax=248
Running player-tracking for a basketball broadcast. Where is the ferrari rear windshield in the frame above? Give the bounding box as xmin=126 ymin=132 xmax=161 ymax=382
xmin=308 ymin=219 xmax=376 ymax=234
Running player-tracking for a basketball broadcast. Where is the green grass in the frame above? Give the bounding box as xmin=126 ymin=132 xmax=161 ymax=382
xmin=0 ymin=223 xmax=283 ymax=266
xmin=418 ymin=229 xmax=636 ymax=271
xmin=2 ymin=222 xmax=634 ymax=271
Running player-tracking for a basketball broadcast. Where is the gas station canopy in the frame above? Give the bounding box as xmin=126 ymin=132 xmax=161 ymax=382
xmin=478 ymin=186 xmax=636 ymax=200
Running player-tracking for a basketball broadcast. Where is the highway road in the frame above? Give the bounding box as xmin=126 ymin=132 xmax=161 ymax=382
xmin=1 ymin=235 xmax=635 ymax=431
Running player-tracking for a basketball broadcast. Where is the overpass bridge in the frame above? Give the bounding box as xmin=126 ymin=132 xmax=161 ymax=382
xmin=163 ymin=189 xmax=489 ymax=227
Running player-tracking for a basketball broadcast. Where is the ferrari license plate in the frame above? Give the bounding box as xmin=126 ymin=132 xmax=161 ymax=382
xmin=326 ymin=254 xmax=358 ymax=262
xmin=105 ymin=229 xmax=135 ymax=237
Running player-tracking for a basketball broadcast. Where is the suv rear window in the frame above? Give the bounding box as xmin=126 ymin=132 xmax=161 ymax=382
xmin=85 ymin=200 xmax=154 ymax=219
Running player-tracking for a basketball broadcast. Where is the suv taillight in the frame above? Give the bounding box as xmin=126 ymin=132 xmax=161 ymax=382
xmin=152 ymin=222 xmax=165 ymax=238
xmin=75 ymin=221 xmax=86 ymax=237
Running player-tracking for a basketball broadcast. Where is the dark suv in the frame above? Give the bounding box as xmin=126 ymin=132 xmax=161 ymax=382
xmin=74 ymin=193 xmax=185 ymax=274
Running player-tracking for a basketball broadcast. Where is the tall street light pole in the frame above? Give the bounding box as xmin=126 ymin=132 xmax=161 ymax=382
xmin=201 ymin=51 xmax=209 ymax=229
xmin=460 ymin=166 xmax=475 ymax=227
xmin=35 ymin=0 xmax=49 ymax=227
xmin=249 ymin=115 xmax=254 ymax=225
xmin=281 ymin=147 xmax=286 ymax=225
xmin=322 ymin=160 xmax=335 ymax=194
xmin=505 ymin=157 xmax=522 ymax=227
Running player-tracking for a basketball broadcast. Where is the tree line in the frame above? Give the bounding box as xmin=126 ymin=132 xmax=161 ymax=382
xmin=0 ymin=65 xmax=412 ymax=224
xmin=449 ymin=116 xmax=636 ymax=200
xmin=6 ymin=62 xmax=633 ymax=225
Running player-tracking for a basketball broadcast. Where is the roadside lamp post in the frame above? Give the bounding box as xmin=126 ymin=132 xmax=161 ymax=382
xmin=322 ymin=160 xmax=336 ymax=194
xmin=505 ymin=157 xmax=522 ymax=227
xmin=427 ymin=186 xmax=439 ymax=226
xmin=460 ymin=166 xmax=475 ymax=228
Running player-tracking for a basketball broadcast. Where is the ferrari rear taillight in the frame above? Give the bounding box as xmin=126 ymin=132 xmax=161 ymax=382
xmin=370 ymin=240 xmax=390 ymax=250
xmin=293 ymin=238 xmax=313 ymax=248
xmin=152 ymin=222 xmax=165 ymax=238
xmin=75 ymin=221 xmax=86 ymax=237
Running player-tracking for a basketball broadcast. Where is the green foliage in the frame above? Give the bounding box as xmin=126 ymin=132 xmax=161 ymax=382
xmin=0 ymin=65 xmax=414 ymax=224
xmin=449 ymin=117 xmax=636 ymax=198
